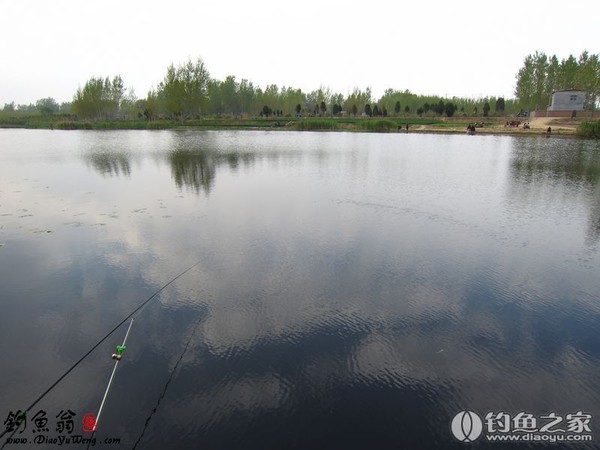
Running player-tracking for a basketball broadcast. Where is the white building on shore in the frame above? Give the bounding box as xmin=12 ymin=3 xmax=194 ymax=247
xmin=548 ymin=89 xmax=586 ymax=112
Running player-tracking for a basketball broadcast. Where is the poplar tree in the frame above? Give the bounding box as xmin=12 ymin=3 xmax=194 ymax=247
xmin=161 ymin=58 xmax=210 ymax=120
xmin=72 ymin=75 xmax=126 ymax=119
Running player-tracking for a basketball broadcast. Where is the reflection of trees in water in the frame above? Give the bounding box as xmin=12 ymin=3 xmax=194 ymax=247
xmin=511 ymin=139 xmax=600 ymax=185
xmin=82 ymin=145 xmax=256 ymax=194
xmin=588 ymin=183 xmax=600 ymax=244
xmin=510 ymin=138 xmax=600 ymax=243
xmin=168 ymin=149 xmax=255 ymax=194
xmin=85 ymin=153 xmax=131 ymax=177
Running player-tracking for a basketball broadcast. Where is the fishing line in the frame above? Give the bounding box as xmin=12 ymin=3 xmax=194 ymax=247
xmin=0 ymin=260 xmax=202 ymax=444
xmin=131 ymin=313 xmax=204 ymax=450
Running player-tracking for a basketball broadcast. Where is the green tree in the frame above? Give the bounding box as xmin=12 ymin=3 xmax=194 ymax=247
xmin=557 ymin=54 xmax=578 ymax=89
xmin=59 ymin=102 xmax=72 ymax=114
xmin=261 ymin=84 xmax=281 ymax=114
xmin=262 ymin=105 xmax=272 ymax=117
xmin=394 ymin=101 xmax=401 ymax=115
xmin=72 ymin=76 xmax=121 ymax=119
xmin=544 ymin=55 xmax=560 ymax=104
xmin=483 ymin=102 xmax=490 ymax=117
xmin=344 ymin=87 xmax=371 ymax=116
xmin=161 ymin=58 xmax=210 ymax=120
xmin=576 ymin=51 xmax=600 ymax=114
xmin=119 ymin=88 xmax=139 ymax=119
xmin=281 ymin=87 xmax=305 ymax=116
xmin=36 ymin=97 xmax=59 ymax=115
xmin=495 ymin=97 xmax=505 ymax=113
xmin=515 ymin=54 xmax=534 ymax=111
xmin=220 ymin=75 xmax=240 ymax=114
xmin=238 ymin=79 xmax=257 ymax=115
xmin=330 ymin=93 xmax=344 ymax=114
xmin=445 ymin=103 xmax=456 ymax=117
xmin=207 ymin=79 xmax=223 ymax=114
xmin=515 ymin=50 xmax=599 ymax=115
xmin=17 ymin=103 xmax=35 ymax=112
xmin=364 ymin=104 xmax=372 ymax=117
xmin=111 ymin=75 xmax=125 ymax=117
xmin=144 ymin=87 xmax=163 ymax=120
xmin=73 ymin=77 xmax=101 ymax=118
xmin=304 ymin=87 xmax=330 ymax=116
xmin=532 ymin=51 xmax=549 ymax=109
xmin=320 ymin=100 xmax=327 ymax=115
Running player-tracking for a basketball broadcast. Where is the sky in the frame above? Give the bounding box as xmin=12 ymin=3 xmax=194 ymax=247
xmin=1 ymin=0 xmax=599 ymax=106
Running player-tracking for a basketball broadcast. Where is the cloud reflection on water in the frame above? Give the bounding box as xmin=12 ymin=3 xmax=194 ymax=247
xmin=1 ymin=130 xmax=600 ymax=449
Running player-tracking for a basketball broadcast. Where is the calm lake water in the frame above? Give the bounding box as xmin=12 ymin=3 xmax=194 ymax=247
xmin=1 ymin=129 xmax=600 ymax=449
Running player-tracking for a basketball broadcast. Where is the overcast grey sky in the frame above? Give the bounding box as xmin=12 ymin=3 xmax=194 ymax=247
xmin=1 ymin=0 xmax=598 ymax=105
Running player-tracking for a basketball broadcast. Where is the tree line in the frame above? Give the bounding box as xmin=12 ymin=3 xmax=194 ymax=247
xmin=4 ymin=57 xmax=523 ymax=121
xmin=514 ymin=51 xmax=600 ymax=112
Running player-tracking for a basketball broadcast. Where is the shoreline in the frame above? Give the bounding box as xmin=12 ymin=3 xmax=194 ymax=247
xmin=0 ymin=116 xmax=585 ymax=137
xmin=171 ymin=126 xmax=577 ymax=138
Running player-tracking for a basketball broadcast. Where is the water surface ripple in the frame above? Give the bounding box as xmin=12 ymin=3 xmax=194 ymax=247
xmin=0 ymin=130 xmax=599 ymax=449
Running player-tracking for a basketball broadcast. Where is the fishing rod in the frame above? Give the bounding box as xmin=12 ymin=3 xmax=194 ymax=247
xmin=0 ymin=260 xmax=202 ymax=446
xmin=84 ymin=318 xmax=134 ymax=450
xmin=94 ymin=317 xmax=134 ymax=432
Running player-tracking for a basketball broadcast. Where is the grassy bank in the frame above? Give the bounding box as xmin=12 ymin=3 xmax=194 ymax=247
xmin=577 ymin=120 xmax=600 ymax=139
xmin=0 ymin=114 xmax=446 ymax=132
xmin=294 ymin=117 xmax=445 ymax=132
xmin=0 ymin=113 xmax=583 ymax=137
xmin=0 ymin=114 xmax=177 ymax=130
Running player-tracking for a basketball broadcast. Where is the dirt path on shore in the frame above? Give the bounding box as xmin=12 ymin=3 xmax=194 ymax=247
xmin=529 ymin=117 xmax=554 ymax=128
xmin=413 ymin=116 xmax=579 ymax=136
xmin=528 ymin=117 xmax=578 ymax=133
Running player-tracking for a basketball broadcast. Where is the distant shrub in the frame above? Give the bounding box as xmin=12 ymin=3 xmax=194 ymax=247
xmin=146 ymin=121 xmax=172 ymax=129
xmin=577 ymin=120 xmax=600 ymax=139
xmin=295 ymin=119 xmax=339 ymax=130
xmin=0 ymin=117 xmax=27 ymax=126
xmin=360 ymin=120 xmax=396 ymax=132
xmin=55 ymin=121 xmax=92 ymax=130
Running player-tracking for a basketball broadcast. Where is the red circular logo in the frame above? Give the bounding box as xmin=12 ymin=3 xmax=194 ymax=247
xmin=82 ymin=412 xmax=96 ymax=433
